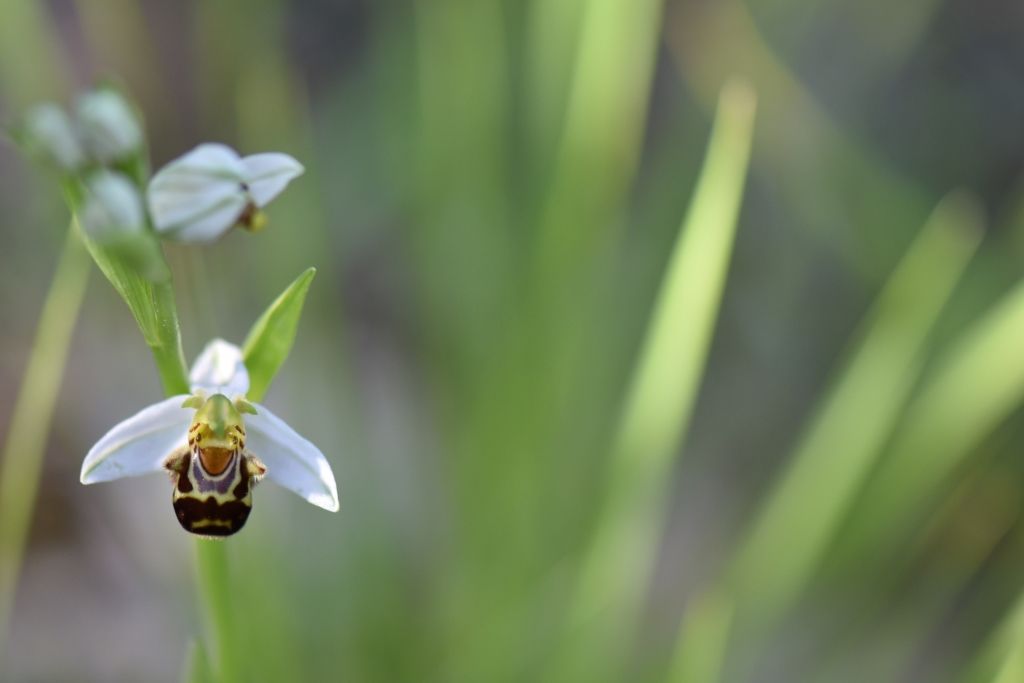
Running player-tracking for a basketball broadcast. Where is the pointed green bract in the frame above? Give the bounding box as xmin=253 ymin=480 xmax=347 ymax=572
xmin=241 ymin=267 xmax=316 ymax=402
xmin=74 ymin=217 xmax=188 ymax=395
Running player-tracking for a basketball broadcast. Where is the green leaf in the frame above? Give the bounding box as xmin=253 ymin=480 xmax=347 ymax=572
xmin=242 ymin=267 xmax=316 ymax=402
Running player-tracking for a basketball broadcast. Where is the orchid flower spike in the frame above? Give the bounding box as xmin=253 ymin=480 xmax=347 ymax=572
xmin=147 ymin=143 xmax=304 ymax=243
xmin=81 ymin=339 xmax=338 ymax=537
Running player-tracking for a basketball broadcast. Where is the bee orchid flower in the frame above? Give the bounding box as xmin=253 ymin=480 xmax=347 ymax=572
xmin=147 ymin=143 xmax=304 ymax=243
xmin=81 ymin=339 xmax=338 ymax=537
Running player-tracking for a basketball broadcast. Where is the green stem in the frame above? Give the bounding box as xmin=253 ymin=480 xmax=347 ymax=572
xmin=122 ymin=246 xmax=233 ymax=683
xmin=148 ymin=280 xmax=236 ymax=683
xmin=0 ymin=228 xmax=91 ymax=656
xmin=195 ymin=540 xmax=239 ymax=683
xmin=152 ymin=257 xmax=237 ymax=683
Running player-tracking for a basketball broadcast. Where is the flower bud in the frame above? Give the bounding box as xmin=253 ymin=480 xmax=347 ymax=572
xmin=19 ymin=103 xmax=85 ymax=171
xmin=80 ymin=171 xmax=145 ymax=242
xmin=76 ymin=88 xmax=144 ymax=164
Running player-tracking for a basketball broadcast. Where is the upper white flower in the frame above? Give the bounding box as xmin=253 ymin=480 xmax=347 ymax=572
xmin=80 ymin=339 xmax=338 ymax=512
xmin=147 ymin=143 xmax=304 ymax=243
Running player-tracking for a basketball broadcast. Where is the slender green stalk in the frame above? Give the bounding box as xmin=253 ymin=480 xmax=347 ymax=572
xmin=148 ymin=264 xmax=237 ymax=683
xmin=195 ymin=541 xmax=239 ymax=683
xmin=144 ymin=293 xmax=236 ymax=683
xmin=0 ymin=228 xmax=90 ymax=657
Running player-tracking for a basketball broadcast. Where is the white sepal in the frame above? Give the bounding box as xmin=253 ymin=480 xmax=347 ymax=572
xmin=246 ymin=404 xmax=339 ymax=512
xmin=241 ymin=153 xmax=304 ymax=207
xmin=81 ymin=395 xmax=191 ymax=484
xmin=189 ymin=339 xmax=250 ymax=397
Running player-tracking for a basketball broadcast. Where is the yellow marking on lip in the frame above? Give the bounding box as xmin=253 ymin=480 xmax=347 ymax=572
xmin=192 ymin=518 xmax=233 ymax=529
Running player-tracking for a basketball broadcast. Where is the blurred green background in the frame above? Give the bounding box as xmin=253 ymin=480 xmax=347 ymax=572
xmin=2 ymin=1 xmax=1024 ymax=682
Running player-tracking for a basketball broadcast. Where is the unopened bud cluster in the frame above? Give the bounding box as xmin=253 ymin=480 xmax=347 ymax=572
xmin=16 ymin=85 xmax=304 ymax=271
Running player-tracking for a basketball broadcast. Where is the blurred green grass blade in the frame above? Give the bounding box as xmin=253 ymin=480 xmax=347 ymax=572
xmin=993 ymin=657 xmax=1024 ymax=683
xmin=990 ymin=646 xmax=1024 ymax=683
xmin=525 ymin=0 xmax=587 ymax=166
xmin=535 ymin=0 xmax=667 ymax=280
xmin=0 ymin=228 xmax=90 ymax=656
xmin=551 ymin=80 xmax=756 ymax=680
xmin=241 ymin=267 xmax=316 ymax=403
xmin=839 ymin=274 xmax=1024 ymax=567
xmin=812 ymin=468 xmax=1020 ymax=683
xmin=728 ymin=194 xmax=982 ymax=625
xmin=961 ymin=592 xmax=1024 ymax=683
xmin=667 ymin=0 xmax=931 ymax=281
xmin=668 ymin=588 xmax=734 ymax=683
xmin=0 ymin=0 xmax=66 ymax=107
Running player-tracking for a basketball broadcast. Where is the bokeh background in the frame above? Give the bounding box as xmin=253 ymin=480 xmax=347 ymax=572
xmin=2 ymin=1 xmax=1024 ymax=682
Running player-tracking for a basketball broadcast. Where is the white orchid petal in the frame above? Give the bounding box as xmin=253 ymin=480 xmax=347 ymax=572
xmin=190 ymin=339 xmax=250 ymax=396
xmin=246 ymin=404 xmax=338 ymax=512
xmin=241 ymin=153 xmax=304 ymax=207
xmin=81 ymin=395 xmax=192 ymax=484
xmin=162 ymin=194 xmax=248 ymax=243
xmin=148 ymin=143 xmax=248 ymax=241
xmin=168 ymin=143 xmax=247 ymax=177
xmin=150 ymin=175 xmax=244 ymax=226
